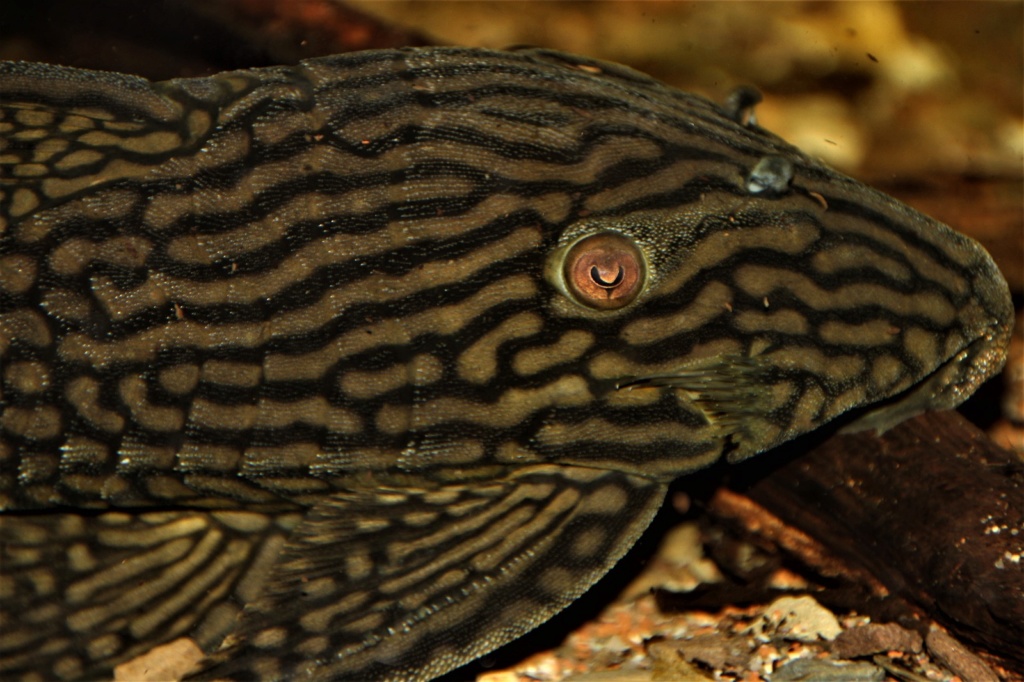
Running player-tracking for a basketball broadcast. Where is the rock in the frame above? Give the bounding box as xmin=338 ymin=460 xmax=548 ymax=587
xmin=755 ymin=595 xmax=842 ymax=642
xmin=113 ymin=637 xmax=204 ymax=682
xmin=833 ymin=622 xmax=923 ymax=658
xmin=772 ymin=657 xmax=885 ymax=682
xmin=646 ymin=641 xmax=712 ymax=682
xmin=676 ymin=633 xmax=749 ymax=670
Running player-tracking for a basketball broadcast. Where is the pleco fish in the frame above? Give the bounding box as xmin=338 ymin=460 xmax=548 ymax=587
xmin=0 ymin=47 xmax=1012 ymax=681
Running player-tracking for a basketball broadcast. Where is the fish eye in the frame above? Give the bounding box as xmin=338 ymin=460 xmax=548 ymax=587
xmin=563 ymin=232 xmax=645 ymax=309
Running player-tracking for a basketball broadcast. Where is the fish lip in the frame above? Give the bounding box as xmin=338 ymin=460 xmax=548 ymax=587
xmin=949 ymin=316 xmax=1013 ymax=406
xmin=840 ymin=323 xmax=1012 ymax=436
xmin=958 ymin=246 xmax=1014 ymax=398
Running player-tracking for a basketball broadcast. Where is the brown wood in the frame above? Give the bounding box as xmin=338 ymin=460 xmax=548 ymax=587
xmin=716 ymin=410 xmax=1024 ymax=674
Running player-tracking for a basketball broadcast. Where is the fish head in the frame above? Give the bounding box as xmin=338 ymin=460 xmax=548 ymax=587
xmin=534 ymin=153 xmax=1011 ymax=478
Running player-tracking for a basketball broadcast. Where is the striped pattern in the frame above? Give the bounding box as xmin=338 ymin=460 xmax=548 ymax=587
xmin=0 ymin=47 xmax=1012 ymax=681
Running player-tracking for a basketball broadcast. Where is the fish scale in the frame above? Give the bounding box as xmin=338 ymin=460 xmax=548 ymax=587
xmin=0 ymin=46 xmax=1011 ymax=680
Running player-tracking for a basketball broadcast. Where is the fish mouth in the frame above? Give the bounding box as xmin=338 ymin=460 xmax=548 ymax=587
xmin=944 ymin=248 xmax=1014 ymax=407
xmin=838 ymin=246 xmax=1013 ymax=436
xmin=841 ymin=324 xmax=1012 ymax=436
xmin=935 ymin=316 xmax=1013 ymax=409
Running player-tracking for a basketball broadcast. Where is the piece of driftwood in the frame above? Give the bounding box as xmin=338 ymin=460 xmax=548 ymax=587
xmin=710 ymin=410 xmax=1023 ymax=674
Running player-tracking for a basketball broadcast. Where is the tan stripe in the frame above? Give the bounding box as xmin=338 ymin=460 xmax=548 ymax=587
xmin=115 ymin=438 xmax=175 ymax=473
xmin=384 ymin=374 xmax=590 ymax=433
xmin=182 ymin=400 xmax=252 ymax=433
xmin=174 ymin=443 xmax=242 ymax=474
xmin=91 ymin=275 xmax=169 ymax=321
xmin=128 ymin=537 xmax=247 ymax=638
xmin=239 ymin=442 xmax=327 ymax=475
xmin=904 ymin=326 xmax=941 ymax=369
xmin=53 ymin=149 xmax=105 ymax=171
xmin=49 ymin=234 xmax=151 ymax=276
xmin=118 ymin=376 xmax=185 ymax=432
xmin=733 ymin=308 xmax=809 ymax=335
xmin=818 ymin=319 xmax=900 ymax=346
xmin=811 ymin=243 xmax=912 ymax=282
xmin=159 ymin=212 xmax=545 ymax=314
xmin=340 ymin=354 xmax=443 ymax=400
xmin=66 ymin=536 xmax=194 ymax=605
xmin=0 ymin=309 xmax=51 ymax=350
xmin=199 ymin=360 xmax=263 ymax=388
xmin=763 ymin=346 xmax=866 ymax=383
xmin=536 ymin=417 xmax=710 ymax=449
xmin=266 ymin=226 xmax=541 ymax=337
xmin=40 ymin=158 xmax=158 ymax=200
xmin=94 ymin=511 xmax=203 ymax=544
xmin=41 ymin=288 xmax=94 ymax=324
xmin=621 ymin=280 xmax=732 ymax=346
xmin=585 ymin=158 xmax=734 ymax=214
xmin=734 ymin=265 xmax=958 ymax=326
xmin=8 ymin=187 xmax=40 ymax=217
xmin=14 ymin=107 xmax=55 ymax=127
xmin=245 ymin=397 xmax=361 ymax=432
xmin=56 ymin=436 xmax=112 ymax=468
xmin=788 ymin=383 xmax=827 ymax=433
xmin=458 ymin=312 xmax=543 ymax=384
xmin=870 ymin=354 xmax=907 ymax=392
xmin=3 ymin=360 xmax=49 ymax=394
xmin=512 ymin=330 xmax=594 ymax=376
xmin=1 ymin=405 xmax=62 ymax=440
xmin=158 ymin=364 xmax=200 ymax=395
xmin=822 ymin=208 xmax=970 ymax=292
xmin=66 ymin=374 xmax=118 ymax=432
xmin=31 ymin=138 xmax=69 ymax=164
xmin=66 ymin=527 xmax=223 ymax=633
xmin=262 ymin=274 xmax=538 ymax=382
xmin=651 ymin=218 xmax=821 ymax=301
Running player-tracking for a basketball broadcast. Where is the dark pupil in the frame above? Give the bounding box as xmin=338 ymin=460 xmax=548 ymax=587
xmin=590 ymin=264 xmax=624 ymax=288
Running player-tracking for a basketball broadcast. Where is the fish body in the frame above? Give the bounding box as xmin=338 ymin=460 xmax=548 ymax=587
xmin=0 ymin=47 xmax=1012 ymax=680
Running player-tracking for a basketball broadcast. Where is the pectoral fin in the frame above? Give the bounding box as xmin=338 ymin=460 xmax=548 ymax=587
xmin=620 ymin=353 xmax=776 ymax=459
xmin=195 ymin=465 xmax=666 ymax=681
